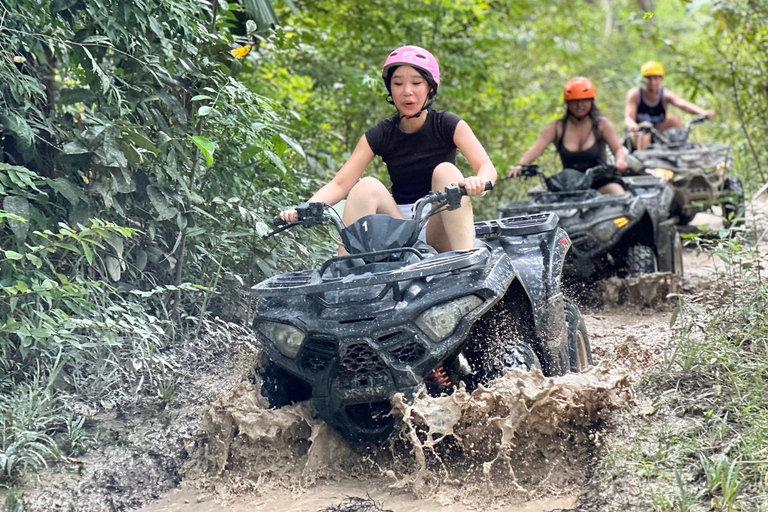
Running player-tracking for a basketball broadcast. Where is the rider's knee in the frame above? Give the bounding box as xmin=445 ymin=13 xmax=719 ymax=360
xmin=662 ymin=116 xmax=683 ymax=131
xmin=431 ymin=162 xmax=463 ymax=188
xmin=349 ymin=176 xmax=388 ymax=198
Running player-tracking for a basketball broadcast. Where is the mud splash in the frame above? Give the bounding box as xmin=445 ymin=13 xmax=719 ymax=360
xmin=183 ymin=364 xmax=630 ymax=507
xmin=596 ymin=272 xmax=682 ymax=308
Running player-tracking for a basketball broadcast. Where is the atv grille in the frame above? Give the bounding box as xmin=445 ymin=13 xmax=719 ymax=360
xmin=299 ymin=334 xmax=339 ymax=374
xmin=377 ymin=330 xmax=427 ymax=365
xmin=388 ymin=341 xmax=427 ymax=365
xmin=340 ymin=341 xmax=387 ymax=374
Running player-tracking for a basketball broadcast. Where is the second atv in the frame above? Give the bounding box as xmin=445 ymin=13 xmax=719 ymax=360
xmin=500 ymin=165 xmax=683 ymax=283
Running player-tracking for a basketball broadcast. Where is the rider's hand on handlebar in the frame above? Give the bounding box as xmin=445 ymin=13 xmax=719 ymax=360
xmin=704 ymin=110 xmax=716 ymax=120
xmin=506 ymin=165 xmax=523 ymax=179
xmin=459 ymin=176 xmax=491 ymax=196
xmin=279 ymin=209 xmax=299 ymax=225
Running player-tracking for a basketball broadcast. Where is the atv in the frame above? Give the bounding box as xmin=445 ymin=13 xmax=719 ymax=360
xmin=251 ymin=184 xmax=591 ymax=444
xmin=500 ymin=165 xmax=683 ymax=283
xmin=626 ymin=115 xmax=745 ymax=227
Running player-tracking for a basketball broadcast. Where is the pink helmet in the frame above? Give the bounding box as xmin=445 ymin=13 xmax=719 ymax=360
xmin=382 ymin=45 xmax=441 ymax=91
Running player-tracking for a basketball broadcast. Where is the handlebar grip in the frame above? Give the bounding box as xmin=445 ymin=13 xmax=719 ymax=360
xmin=273 ymin=215 xmax=288 ymax=228
xmin=484 ymin=180 xmax=493 ymax=191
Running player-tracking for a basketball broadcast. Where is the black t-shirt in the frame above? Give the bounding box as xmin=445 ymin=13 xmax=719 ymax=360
xmin=365 ymin=109 xmax=462 ymax=204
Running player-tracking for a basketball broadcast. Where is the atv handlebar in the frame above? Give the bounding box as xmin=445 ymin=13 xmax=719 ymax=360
xmin=263 ymin=181 xmax=493 ymax=240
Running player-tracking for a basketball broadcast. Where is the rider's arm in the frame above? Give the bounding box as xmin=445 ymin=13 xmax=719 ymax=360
xmin=599 ymin=117 xmax=628 ymax=173
xmin=280 ymin=135 xmax=375 ymax=223
xmin=665 ymin=90 xmax=716 ymax=119
xmin=507 ymin=122 xmax=557 ymax=177
xmin=624 ymin=89 xmax=640 ymax=132
xmin=453 ymin=120 xmax=497 ymax=196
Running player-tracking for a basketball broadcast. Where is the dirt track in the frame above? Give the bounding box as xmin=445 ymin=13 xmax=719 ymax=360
xmin=10 ymin=206 xmax=760 ymax=512
xmin=137 ymin=212 xmax=741 ymax=512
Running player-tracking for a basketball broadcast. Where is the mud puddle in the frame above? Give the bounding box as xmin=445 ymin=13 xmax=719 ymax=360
xmin=140 ymin=250 xmax=707 ymax=512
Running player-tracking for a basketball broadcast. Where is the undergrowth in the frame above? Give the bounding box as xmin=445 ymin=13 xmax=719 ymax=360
xmin=590 ymin=221 xmax=768 ymax=512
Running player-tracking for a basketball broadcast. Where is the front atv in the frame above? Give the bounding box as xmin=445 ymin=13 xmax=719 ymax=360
xmin=251 ymin=186 xmax=590 ymax=444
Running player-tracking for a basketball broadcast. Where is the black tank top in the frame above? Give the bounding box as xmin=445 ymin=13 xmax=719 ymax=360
xmin=557 ymin=118 xmax=605 ymax=172
xmin=636 ymin=87 xmax=667 ymax=125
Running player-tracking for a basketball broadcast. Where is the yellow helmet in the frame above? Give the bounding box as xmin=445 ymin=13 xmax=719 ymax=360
xmin=641 ymin=61 xmax=665 ymax=78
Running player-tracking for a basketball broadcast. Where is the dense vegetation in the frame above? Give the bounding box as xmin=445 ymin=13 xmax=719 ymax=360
xmin=1 ymin=0 xmax=767 ymax=507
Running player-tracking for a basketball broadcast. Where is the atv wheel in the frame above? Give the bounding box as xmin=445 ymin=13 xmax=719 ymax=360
xmin=564 ymin=299 xmax=592 ymax=372
xmin=622 ymin=244 xmax=657 ymax=276
xmin=721 ymin=177 xmax=745 ymax=228
xmin=257 ymin=360 xmax=311 ymax=408
xmin=501 ymin=343 xmax=542 ymax=373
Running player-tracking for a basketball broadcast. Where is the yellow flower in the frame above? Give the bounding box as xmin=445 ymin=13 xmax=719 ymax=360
xmin=13 ymin=55 xmax=27 ymax=64
xmin=230 ymin=45 xmax=252 ymax=59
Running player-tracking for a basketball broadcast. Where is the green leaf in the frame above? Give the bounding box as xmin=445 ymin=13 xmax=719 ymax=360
xmin=191 ymin=95 xmax=213 ymax=101
xmin=197 ymin=106 xmax=213 ymax=117
xmin=0 ymin=114 xmax=34 ymax=154
xmin=4 ymin=250 xmax=23 ymax=260
xmin=241 ymin=145 xmax=262 ymax=162
xmin=80 ymin=242 xmax=94 ymax=265
xmin=189 ymin=135 xmax=215 ymax=166
xmin=279 ymin=133 xmax=306 ymax=158
xmin=48 ymin=177 xmax=83 ymax=205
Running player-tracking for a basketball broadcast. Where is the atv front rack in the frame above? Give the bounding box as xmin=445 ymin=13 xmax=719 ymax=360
xmin=251 ymin=247 xmax=489 ymax=299
xmin=474 ymin=212 xmax=558 ymax=237
xmin=502 ymin=194 xmax=632 ymax=215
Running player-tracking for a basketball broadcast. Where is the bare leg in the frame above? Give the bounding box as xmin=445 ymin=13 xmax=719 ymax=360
xmin=342 ymin=177 xmax=402 ymax=225
xmin=427 ymin=163 xmax=476 ymax=253
xmin=633 ymin=132 xmax=653 ymax=151
xmin=597 ymin=182 xmax=626 ymax=195
xmin=340 ymin=177 xmax=401 ymax=255
xmin=658 ymin=116 xmax=683 ymax=132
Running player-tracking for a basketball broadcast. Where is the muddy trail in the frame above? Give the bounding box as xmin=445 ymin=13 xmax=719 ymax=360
xmin=8 ymin=205 xmax=763 ymax=512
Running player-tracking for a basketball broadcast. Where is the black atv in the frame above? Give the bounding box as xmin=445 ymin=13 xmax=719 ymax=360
xmin=500 ymin=165 xmax=683 ymax=283
xmin=626 ymin=115 xmax=745 ymax=227
xmin=251 ymin=184 xmax=591 ymax=444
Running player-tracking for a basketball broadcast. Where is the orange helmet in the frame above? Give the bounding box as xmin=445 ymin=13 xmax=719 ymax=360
xmin=641 ymin=61 xmax=665 ymax=77
xmin=564 ymin=77 xmax=597 ymax=101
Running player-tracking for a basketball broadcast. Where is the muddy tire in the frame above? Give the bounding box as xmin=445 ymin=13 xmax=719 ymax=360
xmin=722 ymin=177 xmax=745 ymax=228
xmin=257 ymin=360 xmax=311 ymax=408
xmin=501 ymin=343 xmax=542 ymax=373
xmin=622 ymin=244 xmax=657 ymax=276
xmin=564 ymin=299 xmax=592 ymax=372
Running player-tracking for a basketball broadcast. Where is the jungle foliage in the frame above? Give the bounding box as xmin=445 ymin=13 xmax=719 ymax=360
xmin=1 ymin=0 xmax=767 ymax=491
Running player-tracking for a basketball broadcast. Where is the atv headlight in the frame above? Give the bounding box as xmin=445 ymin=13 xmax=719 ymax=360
xmin=653 ymin=168 xmax=675 ymax=181
xmin=415 ymin=295 xmax=483 ymax=342
xmin=258 ymin=321 xmax=305 ymax=358
xmin=592 ymin=217 xmax=628 ymax=242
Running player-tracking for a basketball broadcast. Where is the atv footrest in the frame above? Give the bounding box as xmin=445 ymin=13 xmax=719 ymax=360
xmin=475 ymin=213 xmax=558 ymax=237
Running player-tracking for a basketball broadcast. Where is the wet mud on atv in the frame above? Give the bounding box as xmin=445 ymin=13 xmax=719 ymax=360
xmin=251 ymin=185 xmax=591 ymax=444
xmin=500 ymin=165 xmax=683 ymax=291
xmin=626 ymin=115 xmax=745 ymax=228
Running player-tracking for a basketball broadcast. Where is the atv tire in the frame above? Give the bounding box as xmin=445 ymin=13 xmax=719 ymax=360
xmin=564 ymin=299 xmax=592 ymax=372
xmin=257 ymin=360 xmax=311 ymax=408
xmin=622 ymin=244 xmax=657 ymax=276
xmin=722 ymin=177 xmax=745 ymax=228
xmin=501 ymin=343 xmax=542 ymax=373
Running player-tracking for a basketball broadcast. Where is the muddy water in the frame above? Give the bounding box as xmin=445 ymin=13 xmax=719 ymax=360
xmin=139 ymin=209 xmax=748 ymax=512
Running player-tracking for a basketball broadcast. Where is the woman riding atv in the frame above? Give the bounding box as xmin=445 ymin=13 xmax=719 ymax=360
xmin=507 ymin=77 xmax=628 ymax=195
xmin=280 ymin=45 xmax=497 ymax=254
